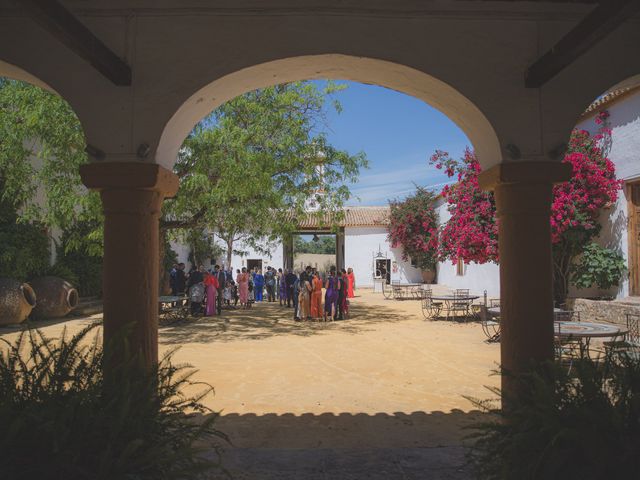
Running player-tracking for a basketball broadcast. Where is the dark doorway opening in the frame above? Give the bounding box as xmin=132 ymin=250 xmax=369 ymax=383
xmin=246 ymin=259 xmax=263 ymax=272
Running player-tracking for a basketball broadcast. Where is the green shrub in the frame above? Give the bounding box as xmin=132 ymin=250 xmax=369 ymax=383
xmin=571 ymin=242 xmax=626 ymax=291
xmin=0 ymin=324 xmax=228 ymax=479
xmin=466 ymin=355 xmax=640 ymax=480
xmin=54 ymin=250 xmax=102 ymax=297
xmin=41 ymin=262 xmax=80 ymax=287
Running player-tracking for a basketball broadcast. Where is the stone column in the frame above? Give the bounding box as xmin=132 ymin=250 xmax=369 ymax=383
xmin=479 ymin=162 xmax=571 ymax=399
xmin=80 ymin=162 xmax=179 ymax=369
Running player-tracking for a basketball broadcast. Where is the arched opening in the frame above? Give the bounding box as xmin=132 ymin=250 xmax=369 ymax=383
xmin=566 ymin=75 xmax=640 ymax=302
xmin=154 ymin=61 xmax=501 ymax=474
xmin=0 ymin=61 xmax=100 ymax=311
xmin=157 ymin=54 xmax=501 ymax=171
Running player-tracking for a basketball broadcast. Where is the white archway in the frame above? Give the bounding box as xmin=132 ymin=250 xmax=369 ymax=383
xmin=157 ymin=54 xmax=501 ymax=170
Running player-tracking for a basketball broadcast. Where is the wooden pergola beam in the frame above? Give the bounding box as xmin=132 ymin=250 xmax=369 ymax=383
xmin=525 ymin=0 xmax=640 ymax=88
xmin=15 ymin=0 xmax=131 ymax=86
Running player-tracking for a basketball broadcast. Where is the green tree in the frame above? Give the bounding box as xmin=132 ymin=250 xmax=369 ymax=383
xmin=163 ymin=81 xmax=367 ymax=266
xmin=294 ymin=235 xmax=336 ymax=254
xmin=0 ymin=79 xmax=101 ymax=255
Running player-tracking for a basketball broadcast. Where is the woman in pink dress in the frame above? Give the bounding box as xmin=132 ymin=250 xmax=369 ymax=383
xmin=237 ymin=267 xmax=249 ymax=308
xmin=347 ymin=267 xmax=356 ymax=298
xmin=204 ymin=272 xmax=219 ymax=316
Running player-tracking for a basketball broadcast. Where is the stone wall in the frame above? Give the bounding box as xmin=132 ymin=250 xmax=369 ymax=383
xmin=567 ymin=298 xmax=640 ymax=328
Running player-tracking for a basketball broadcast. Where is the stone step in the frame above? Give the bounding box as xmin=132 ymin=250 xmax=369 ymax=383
xmin=73 ymin=298 xmax=103 ymax=316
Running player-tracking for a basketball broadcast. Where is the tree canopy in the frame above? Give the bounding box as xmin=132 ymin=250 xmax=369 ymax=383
xmin=0 ymin=78 xmax=367 ymax=272
xmin=293 ymin=235 xmax=336 ymax=255
xmin=0 ymin=79 xmax=101 ymax=256
xmin=164 ymin=81 xmax=367 ymax=265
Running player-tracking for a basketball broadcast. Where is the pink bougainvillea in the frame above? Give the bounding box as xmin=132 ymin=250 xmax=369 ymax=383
xmin=429 ymin=147 xmax=498 ymax=264
xmin=387 ymin=187 xmax=440 ymax=270
xmin=550 ymin=128 xmax=622 ymax=243
xmin=429 ymin=114 xmax=621 ymax=270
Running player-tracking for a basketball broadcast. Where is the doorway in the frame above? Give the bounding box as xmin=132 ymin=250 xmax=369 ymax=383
xmin=246 ymin=259 xmax=263 ymax=272
xmin=293 ymin=233 xmax=336 ymax=273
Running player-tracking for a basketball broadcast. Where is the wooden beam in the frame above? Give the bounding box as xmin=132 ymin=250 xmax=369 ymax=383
xmin=525 ymin=0 xmax=640 ymax=88
xmin=15 ymin=0 xmax=131 ymax=86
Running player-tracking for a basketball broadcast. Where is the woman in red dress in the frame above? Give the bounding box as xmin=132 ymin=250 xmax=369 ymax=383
xmin=347 ymin=267 xmax=355 ymax=298
xmin=204 ymin=272 xmax=219 ymax=316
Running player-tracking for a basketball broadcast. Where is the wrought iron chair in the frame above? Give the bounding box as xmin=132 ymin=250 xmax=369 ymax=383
xmin=479 ymin=292 xmax=501 ymax=342
xmin=421 ymin=287 xmax=443 ymax=320
xmin=382 ymin=280 xmax=398 ymax=299
xmin=605 ymin=313 xmax=640 ymax=362
xmin=555 ymin=321 xmax=584 ymax=373
xmin=449 ymin=288 xmax=472 ymax=320
xmin=554 ymin=310 xmax=584 ymax=354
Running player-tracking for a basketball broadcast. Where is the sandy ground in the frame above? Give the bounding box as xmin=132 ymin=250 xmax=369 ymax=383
xmin=0 ymin=288 xmax=500 ymax=451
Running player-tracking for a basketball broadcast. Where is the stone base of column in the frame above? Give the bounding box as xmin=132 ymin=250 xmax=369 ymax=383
xmin=81 ymin=162 xmax=179 ymax=369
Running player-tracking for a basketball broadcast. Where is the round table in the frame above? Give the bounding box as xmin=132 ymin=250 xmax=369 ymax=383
xmin=487 ymin=306 xmax=564 ymax=317
xmin=430 ymin=295 xmax=480 ymax=320
xmin=555 ymin=321 xmax=628 ymax=358
xmin=554 ymin=321 xmax=627 ymax=338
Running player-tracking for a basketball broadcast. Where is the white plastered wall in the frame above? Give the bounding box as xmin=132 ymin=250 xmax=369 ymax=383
xmin=570 ymin=89 xmax=640 ymax=299
xmin=344 ymin=226 xmax=422 ymax=288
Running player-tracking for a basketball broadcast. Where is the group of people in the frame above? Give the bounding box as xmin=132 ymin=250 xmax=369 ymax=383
xmin=169 ymin=263 xmax=237 ymax=317
xmin=278 ymin=266 xmax=356 ymax=321
xmin=169 ymin=262 xmax=356 ymax=321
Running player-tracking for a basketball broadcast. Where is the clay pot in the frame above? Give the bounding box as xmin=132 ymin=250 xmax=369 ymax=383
xmin=30 ymin=276 xmax=79 ymax=319
xmin=421 ymin=269 xmax=436 ymax=284
xmin=0 ymin=278 xmax=37 ymax=325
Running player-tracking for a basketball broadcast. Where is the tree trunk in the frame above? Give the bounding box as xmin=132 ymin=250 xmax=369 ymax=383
xmin=552 ymin=245 xmax=571 ymax=307
xmin=226 ymin=237 xmax=233 ymax=268
xmin=159 ymin=228 xmax=171 ymax=295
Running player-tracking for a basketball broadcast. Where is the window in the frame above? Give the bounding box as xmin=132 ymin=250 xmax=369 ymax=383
xmin=456 ymin=258 xmax=465 ymax=276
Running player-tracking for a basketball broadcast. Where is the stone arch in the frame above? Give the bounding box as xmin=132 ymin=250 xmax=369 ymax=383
xmin=0 ymin=59 xmax=56 ymax=93
xmin=157 ymin=54 xmax=501 ymax=170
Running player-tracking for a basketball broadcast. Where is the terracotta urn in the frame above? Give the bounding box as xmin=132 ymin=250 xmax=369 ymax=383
xmin=30 ymin=276 xmax=79 ymax=319
xmin=421 ymin=269 xmax=436 ymax=284
xmin=0 ymin=278 xmax=37 ymax=325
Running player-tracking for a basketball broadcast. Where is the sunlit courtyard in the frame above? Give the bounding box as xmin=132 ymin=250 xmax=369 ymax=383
xmin=0 ymin=288 xmax=499 ymax=478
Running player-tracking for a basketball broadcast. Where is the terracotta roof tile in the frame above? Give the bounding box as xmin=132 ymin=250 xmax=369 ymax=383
xmin=297 ymin=206 xmax=389 ymax=229
xmin=582 ymin=86 xmax=640 ymax=116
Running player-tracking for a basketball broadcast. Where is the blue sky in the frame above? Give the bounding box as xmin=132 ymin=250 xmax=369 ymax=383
xmin=316 ymin=81 xmax=470 ymax=206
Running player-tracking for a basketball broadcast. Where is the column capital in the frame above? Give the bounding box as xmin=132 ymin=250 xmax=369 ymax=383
xmin=80 ymin=162 xmax=179 ymax=198
xmin=478 ymin=161 xmax=572 ymax=191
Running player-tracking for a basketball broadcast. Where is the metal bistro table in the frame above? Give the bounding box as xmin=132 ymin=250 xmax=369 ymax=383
xmin=555 ymin=321 xmax=628 ymax=357
xmin=430 ymin=294 xmax=480 ymax=321
xmin=487 ymin=306 xmax=565 ymax=317
xmin=158 ymin=295 xmax=189 ymax=318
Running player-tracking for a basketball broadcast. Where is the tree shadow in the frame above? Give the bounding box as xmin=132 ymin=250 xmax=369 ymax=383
xmin=203 ymin=409 xmax=492 ymax=479
xmin=159 ymin=301 xmax=412 ymax=346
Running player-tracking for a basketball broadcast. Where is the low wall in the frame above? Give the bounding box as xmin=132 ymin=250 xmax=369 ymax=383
xmin=566 ymin=298 xmax=640 ymax=328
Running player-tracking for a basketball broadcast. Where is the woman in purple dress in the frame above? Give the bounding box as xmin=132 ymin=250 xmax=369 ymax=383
xmin=324 ymin=268 xmax=339 ymax=321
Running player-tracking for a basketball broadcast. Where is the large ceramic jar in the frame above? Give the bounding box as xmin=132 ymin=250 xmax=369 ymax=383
xmin=0 ymin=278 xmax=37 ymax=325
xmin=30 ymin=276 xmax=79 ymax=319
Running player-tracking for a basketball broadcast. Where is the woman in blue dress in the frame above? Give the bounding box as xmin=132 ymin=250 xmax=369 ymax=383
xmin=324 ymin=268 xmax=339 ymax=321
xmin=254 ymin=269 xmax=265 ymax=302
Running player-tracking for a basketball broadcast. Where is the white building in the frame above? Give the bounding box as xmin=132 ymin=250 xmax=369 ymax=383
xmin=436 ymin=85 xmax=640 ymax=300
xmin=172 ymin=206 xmax=424 ymax=287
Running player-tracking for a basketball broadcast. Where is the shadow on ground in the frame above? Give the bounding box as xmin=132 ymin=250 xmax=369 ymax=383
xmin=204 ymin=410 xmax=491 ymax=479
xmin=159 ymin=300 xmax=414 ymax=345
